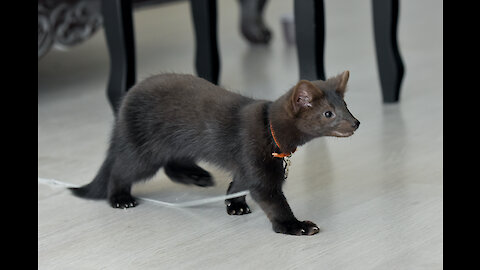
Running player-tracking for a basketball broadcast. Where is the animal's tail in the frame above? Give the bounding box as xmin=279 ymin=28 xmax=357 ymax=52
xmin=69 ymin=157 xmax=113 ymax=199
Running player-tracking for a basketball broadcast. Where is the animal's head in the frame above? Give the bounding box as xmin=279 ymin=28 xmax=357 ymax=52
xmin=289 ymin=71 xmax=360 ymax=138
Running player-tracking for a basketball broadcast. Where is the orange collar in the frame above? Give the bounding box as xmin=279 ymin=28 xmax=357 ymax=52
xmin=269 ymin=122 xmax=296 ymax=158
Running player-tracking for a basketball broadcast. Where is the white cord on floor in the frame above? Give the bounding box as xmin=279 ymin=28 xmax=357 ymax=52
xmin=38 ymin=177 xmax=249 ymax=208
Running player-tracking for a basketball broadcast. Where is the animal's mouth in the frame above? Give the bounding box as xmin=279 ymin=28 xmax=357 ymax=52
xmin=331 ymin=130 xmax=354 ymax=137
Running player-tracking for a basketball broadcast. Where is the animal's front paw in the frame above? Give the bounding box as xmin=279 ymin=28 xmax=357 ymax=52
xmin=109 ymin=194 xmax=138 ymax=209
xmin=272 ymin=220 xmax=320 ymax=236
xmin=225 ymin=200 xmax=251 ymax=215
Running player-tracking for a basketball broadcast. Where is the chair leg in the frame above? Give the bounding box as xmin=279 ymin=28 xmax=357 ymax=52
xmin=372 ymin=0 xmax=404 ymax=103
xmin=101 ymin=0 xmax=136 ymax=114
xmin=190 ymin=0 xmax=220 ymax=84
xmin=294 ymin=0 xmax=325 ymax=81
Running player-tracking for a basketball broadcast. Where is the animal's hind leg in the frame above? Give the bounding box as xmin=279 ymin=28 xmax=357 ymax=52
xmin=108 ymin=156 xmax=163 ymax=209
xmin=108 ymin=182 xmax=137 ymax=209
xmin=164 ymin=158 xmax=214 ymax=187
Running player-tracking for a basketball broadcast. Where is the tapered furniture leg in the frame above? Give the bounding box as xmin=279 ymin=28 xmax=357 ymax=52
xmin=372 ymin=0 xmax=404 ymax=103
xmin=190 ymin=0 xmax=220 ymax=84
xmin=101 ymin=0 xmax=136 ymax=114
xmin=294 ymin=0 xmax=325 ymax=81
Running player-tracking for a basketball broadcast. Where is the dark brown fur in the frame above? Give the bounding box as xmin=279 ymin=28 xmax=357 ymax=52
xmin=70 ymin=72 xmax=359 ymax=236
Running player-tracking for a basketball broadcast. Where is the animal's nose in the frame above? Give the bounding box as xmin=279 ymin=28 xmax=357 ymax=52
xmin=352 ymin=120 xmax=360 ymax=129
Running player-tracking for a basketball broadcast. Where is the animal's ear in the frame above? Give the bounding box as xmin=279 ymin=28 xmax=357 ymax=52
xmin=335 ymin=70 xmax=350 ymax=97
xmin=291 ymin=80 xmax=322 ymax=113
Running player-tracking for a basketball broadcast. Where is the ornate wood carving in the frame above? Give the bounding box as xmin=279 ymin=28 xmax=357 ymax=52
xmin=38 ymin=0 xmax=102 ymax=58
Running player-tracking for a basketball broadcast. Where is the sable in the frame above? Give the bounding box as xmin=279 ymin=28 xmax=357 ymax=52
xmin=70 ymin=72 xmax=359 ymax=236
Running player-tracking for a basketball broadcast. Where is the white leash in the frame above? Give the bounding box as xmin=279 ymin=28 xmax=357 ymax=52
xmin=38 ymin=177 xmax=249 ymax=208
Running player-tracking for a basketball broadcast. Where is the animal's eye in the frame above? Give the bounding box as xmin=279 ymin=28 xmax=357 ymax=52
xmin=324 ymin=111 xmax=334 ymax=118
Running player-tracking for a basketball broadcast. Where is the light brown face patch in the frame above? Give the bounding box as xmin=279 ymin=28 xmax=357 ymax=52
xmin=327 ymin=120 xmax=356 ymax=137
xmin=288 ymin=72 xmax=359 ymax=138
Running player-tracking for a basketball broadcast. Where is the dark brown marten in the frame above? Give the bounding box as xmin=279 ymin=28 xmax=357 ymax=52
xmin=71 ymin=72 xmax=359 ymax=236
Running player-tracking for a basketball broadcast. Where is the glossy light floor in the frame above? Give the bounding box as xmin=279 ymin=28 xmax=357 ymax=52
xmin=38 ymin=0 xmax=443 ymax=269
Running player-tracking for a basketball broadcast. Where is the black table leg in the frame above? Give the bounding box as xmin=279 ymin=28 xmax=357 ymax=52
xmin=372 ymin=0 xmax=404 ymax=103
xmin=101 ymin=0 xmax=136 ymax=114
xmin=294 ymin=0 xmax=325 ymax=81
xmin=190 ymin=0 xmax=220 ymax=84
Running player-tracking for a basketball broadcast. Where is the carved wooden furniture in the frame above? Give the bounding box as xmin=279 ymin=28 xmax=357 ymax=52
xmin=38 ymin=0 xmax=404 ymax=114
xmin=38 ymin=0 xmax=103 ymax=59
